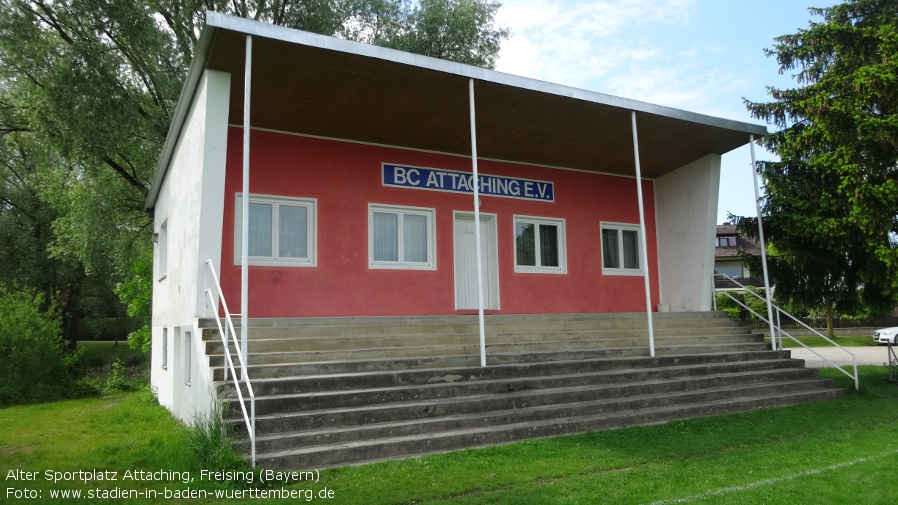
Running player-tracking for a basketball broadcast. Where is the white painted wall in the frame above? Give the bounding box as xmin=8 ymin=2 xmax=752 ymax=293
xmin=654 ymin=154 xmax=721 ymax=312
xmin=151 ymin=69 xmax=231 ymax=422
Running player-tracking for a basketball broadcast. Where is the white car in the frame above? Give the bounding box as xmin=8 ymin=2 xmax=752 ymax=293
xmin=873 ymin=327 xmax=898 ymax=345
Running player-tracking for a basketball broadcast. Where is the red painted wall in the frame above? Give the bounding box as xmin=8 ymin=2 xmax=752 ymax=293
xmin=219 ymin=128 xmax=659 ymax=317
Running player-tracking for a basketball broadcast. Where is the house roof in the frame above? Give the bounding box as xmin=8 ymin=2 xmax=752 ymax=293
xmin=146 ymin=12 xmax=767 ymax=208
xmin=716 ymin=223 xmax=737 ymax=235
xmin=715 ymin=223 xmax=762 ymax=258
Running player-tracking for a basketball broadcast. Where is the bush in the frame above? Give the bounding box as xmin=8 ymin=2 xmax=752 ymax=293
xmin=0 ymin=285 xmax=81 ymax=405
xmin=102 ymin=358 xmax=136 ymax=394
xmin=185 ymin=401 xmax=249 ymax=473
xmin=716 ymin=287 xmax=770 ymax=321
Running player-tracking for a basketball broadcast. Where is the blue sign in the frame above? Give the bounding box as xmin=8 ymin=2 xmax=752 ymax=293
xmin=382 ymin=163 xmax=554 ymax=202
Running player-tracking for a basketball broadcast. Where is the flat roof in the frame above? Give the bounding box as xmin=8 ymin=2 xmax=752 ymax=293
xmin=146 ymin=12 xmax=766 ymax=208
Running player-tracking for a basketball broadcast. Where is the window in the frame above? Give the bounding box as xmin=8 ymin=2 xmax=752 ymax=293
xmin=183 ymin=330 xmax=192 ymax=386
xmin=161 ymin=328 xmax=168 ymax=370
xmin=157 ymin=219 xmax=168 ymax=280
xmin=514 ymin=216 xmax=566 ymax=273
xmin=716 ymin=237 xmax=735 ymax=247
xmin=234 ymin=194 xmax=316 ymax=266
xmin=369 ymin=204 xmax=436 ymax=269
xmin=601 ymin=223 xmax=643 ymax=275
xmin=715 ymin=265 xmax=743 ymax=279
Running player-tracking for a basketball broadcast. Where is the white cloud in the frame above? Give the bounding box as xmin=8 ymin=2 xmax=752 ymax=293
xmin=493 ymin=0 xmax=761 ymax=120
xmin=603 ymin=62 xmax=752 ymax=120
xmin=495 ymin=0 xmax=698 ymax=89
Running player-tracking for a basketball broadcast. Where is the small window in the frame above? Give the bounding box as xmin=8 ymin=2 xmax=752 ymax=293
xmin=601 ymin=223 xmax=643 ymax=275
xmin=514 ymin=216 xmax=566 ymax=274
xmin=183 ymin=330 xmax=192 ymax=386
xmin=716 ymin=237 xmax=735 ymax=247
xmin=234 ymin=194 xmax=317 ymax=266
xmin=161 ymin=327 xmax=168 ymax=370
xmin=369 ymin=204 xmax=436 ymax=270
xmin=157 ymin=220 xmax=168 ymax=280
xmin=715 ymin=265 xmax=743 ymax=279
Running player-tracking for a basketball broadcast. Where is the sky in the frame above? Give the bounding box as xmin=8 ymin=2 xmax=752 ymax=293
xmin=491 ymin=0 xmax=835 ymax=224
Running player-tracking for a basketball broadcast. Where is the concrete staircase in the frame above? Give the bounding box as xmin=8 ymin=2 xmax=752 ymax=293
xmin=200 ymin=312 xmax=845 ymax=469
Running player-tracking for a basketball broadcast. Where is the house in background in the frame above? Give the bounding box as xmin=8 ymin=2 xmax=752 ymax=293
xmin=714 ymin=223 xmax=764 ymax=289
xmin=144 ymin=12 xmax=769 ymax=423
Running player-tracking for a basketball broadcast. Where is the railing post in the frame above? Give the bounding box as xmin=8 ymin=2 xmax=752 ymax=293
xmin=468 ymin=79 xmax=487 ymax=368
xmin=241 ymin=35 xmax=253 ymax=372
xmin=631 ymin=112 xmax=655 ymax=357
xmin=749 ymin=135 xmax=777 ymax=350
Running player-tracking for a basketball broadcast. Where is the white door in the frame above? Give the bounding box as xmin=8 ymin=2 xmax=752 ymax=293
xmin=454 ymin=214 xmax=499 ymax=310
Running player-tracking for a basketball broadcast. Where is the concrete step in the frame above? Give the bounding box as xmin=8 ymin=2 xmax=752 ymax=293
xmin=200 ymin=312 xmax=747 ymax=340
xmin=211 ymin=341 xmax=770 ymax=380
xmin=243 ymin=376 xmax=828 ymax=451
xmin=220 ymin=351 xmax=796 ymax=398
xmin=250 ymin=384 xmax=843 ymax=469
xmin=202 ymin=325 xmax=753 ymax=354
xmin=206 ymin=333 xmax=764 ymax=368
xmin=201 ymin=311 xmax=732 ymax=330
xmin=227 ymin=361 xmax=815 ymax=429
xmin=203 ymin=311 xmax=844 ymax=470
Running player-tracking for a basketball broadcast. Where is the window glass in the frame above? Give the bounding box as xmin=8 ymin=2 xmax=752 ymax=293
xmin=403 ymin=213 xmax=428 ymax=263
xmin=161 ymin=328 xmax=168 ymax=369
xmin=248 ymin=202 xmax=273 ymax=257
xmin=157 ymin=220 xmax=168 ymax=280
xmin=278 ymin=205 xmax=308 ymax=258
xmin=515 ymin=223 xmax=536 ymax=267
xmin=539 ymin=224 xmax=559 ymax=267
xmin=373 ymin=212 xmax=399 ymax=262
xmin=622 ymin=229 xmax=640 ymax=269
xmin=601 ymin=228 xmax=619 ymax=269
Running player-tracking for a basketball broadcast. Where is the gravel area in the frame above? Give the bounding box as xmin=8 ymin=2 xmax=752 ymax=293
xmin=787 ymin=345 xmax=896 ymax=368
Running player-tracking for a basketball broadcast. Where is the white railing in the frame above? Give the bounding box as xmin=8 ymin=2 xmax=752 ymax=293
xmin=713 ymin=273 xmax=859 ymax=390
xmin=204 ymin=259 xmax=256 ymax=466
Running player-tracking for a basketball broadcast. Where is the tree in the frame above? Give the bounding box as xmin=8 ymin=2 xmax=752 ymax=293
xmin=739 ymin=0 xmax=898 ymax=336
xmin=0 ymin=284 xmax=81 ymax=405
xmin=0 ymin=0 xmax=508 ymax=349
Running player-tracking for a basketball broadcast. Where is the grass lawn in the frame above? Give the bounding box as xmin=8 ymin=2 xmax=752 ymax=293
xmin=766 ymin=334 xmax=875 ymax=348
xmin=1 ymin=357 xmax=897 ymax=503
xmin=77 ymin=341 xmax=148 ymax=368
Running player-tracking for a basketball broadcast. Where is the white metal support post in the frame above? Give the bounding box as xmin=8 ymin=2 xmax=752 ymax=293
xmin=241 ymin=35 xmax=252 ymax=367
xmin=749 ymin=135 xmax=777 ymax=349
xmin=630 ymin=112 xmax=656 ymax=357
xmin=469 ymin=79 xmax=487 ymax=367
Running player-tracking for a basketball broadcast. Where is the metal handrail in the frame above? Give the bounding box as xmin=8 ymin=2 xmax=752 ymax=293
xmin=713 ymin=273 xmax=859 ymax=390
xmin=205 ymin=259 xmax=256 ymax=466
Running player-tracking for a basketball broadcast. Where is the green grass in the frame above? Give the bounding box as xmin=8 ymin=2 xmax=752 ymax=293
xmin=77 ymin=341 xmax=148 ymax=368
xmin=1 ymin=366 xmax=897 ymax=504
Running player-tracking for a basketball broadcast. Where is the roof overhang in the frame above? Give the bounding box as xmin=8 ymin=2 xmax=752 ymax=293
xmin=146 ymin=12 xmax=767 ymax=208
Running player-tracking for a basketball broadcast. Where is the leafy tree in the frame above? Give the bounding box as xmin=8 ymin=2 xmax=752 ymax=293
xmin=0 ymin=284 xmax=81 ymax=405
xmin=739 ymin=0 xmax=898 ymax=336
xmin=0 ymin=0 xmax=508 ymax=350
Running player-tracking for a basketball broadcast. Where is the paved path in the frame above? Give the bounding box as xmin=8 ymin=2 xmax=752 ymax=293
xmin=787 ymin=345 xmax=896 ymax=368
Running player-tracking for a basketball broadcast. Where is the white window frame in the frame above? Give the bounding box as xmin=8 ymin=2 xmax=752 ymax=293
xmin=234 ymin=194 xmax=317 ymax=267
xmin=157 ymin=219 xmax=168 ymax=281
xmin=601 ymin=222 xmax=645 ymax=276
xmin=513 ymin=215 xmax=567 ymax=274
xmin=368 ymin=204 xmax=436 ymax=270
